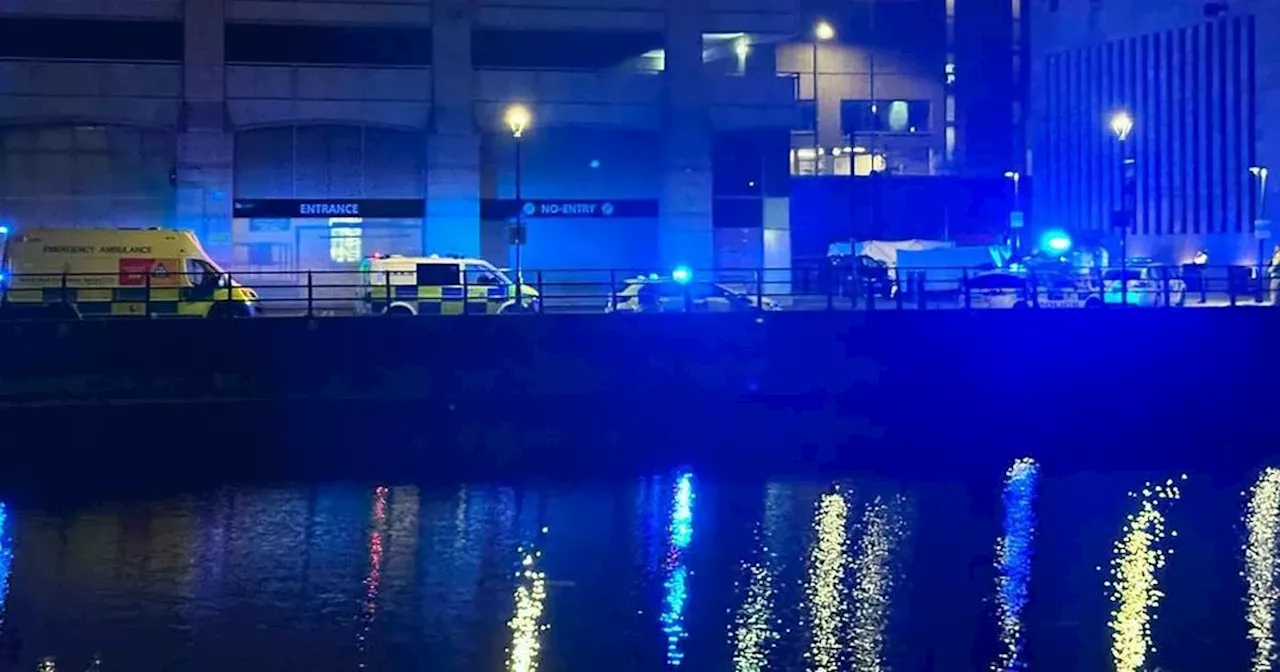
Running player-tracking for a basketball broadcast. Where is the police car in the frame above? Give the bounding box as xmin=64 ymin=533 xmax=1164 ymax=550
xmin=356 ymin=254 xmax=539 ymax=316
xmin=605 ymin=272 xmax=779 ymax=313
xmin=966 ymin=269 xmax=1102 ymax=309
xmin=1099 ymin=263 xmax=1187 ymax=306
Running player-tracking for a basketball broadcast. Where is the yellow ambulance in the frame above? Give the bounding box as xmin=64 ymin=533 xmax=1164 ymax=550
xmin=0 ymin=228 xmax=260 ymax=318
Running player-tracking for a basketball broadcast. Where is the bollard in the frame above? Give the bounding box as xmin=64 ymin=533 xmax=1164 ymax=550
xmin=307 ymin=271 xmax=314 ymax=317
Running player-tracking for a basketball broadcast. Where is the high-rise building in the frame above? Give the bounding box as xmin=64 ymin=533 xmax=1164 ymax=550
xmin=1030 ymin=0 xmax=1280 ymax=265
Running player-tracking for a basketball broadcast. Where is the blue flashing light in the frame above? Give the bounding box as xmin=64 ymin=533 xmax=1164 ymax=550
xmin=1041 ymin=230 xmax=1072 ymax=254
xmin=0 ymin=226 xmax=9 ymax=236
xmin=671 ymin=266 xmax=693 ymax=285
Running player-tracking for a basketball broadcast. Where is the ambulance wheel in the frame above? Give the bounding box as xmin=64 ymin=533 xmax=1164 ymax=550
xmin=45 ymin=304 xmax=81 ymax=320
xmin=499 ymin=302 xmax=533 ymax=315
xmin=207 ymin=302 xmax=253 ymax=319
xmin=385 ymin=305 xmax=415 ymax=316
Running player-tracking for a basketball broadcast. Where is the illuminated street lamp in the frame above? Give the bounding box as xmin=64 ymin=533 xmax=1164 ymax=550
xmin=1109 ymin=111 xmax=1134 ymax=142
xmin=1251 ymin=166 xmax=1270 ymax=292
xmin=504 ymin=104 xmax=531 ymax=305
xmin=1004 ymin=170 xmax=1023 ymax=256
xmin=1110 ymin=110 xmax=1135 ymax=305
xmin=812 ymin=21 xmax=835 ymax=175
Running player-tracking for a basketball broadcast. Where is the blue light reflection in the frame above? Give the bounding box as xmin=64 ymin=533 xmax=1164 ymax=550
xmin=0 ymin=503 xmax=11 ymax=633
xmin=662 ymin=471 xmax=695 ymax=666
xmin=994 ymin=458 xmax=1039 ymax=671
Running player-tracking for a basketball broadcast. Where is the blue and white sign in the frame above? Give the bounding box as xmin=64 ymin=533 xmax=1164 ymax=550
xmin=482 ymin=199 xmax=659 ymax=220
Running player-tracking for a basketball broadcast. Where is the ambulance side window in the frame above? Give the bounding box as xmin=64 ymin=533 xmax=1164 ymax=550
xmin=185 ymin=259 xmax=217 ymax=287
xmin=464 ymin=266 xmax=501 ymax=286
xmin=416 ymin=263 xmax=460 ymax=286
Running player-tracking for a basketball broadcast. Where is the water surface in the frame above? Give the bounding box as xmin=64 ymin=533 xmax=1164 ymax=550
xmin=0 ymin=466 xmax=1269 ymax=671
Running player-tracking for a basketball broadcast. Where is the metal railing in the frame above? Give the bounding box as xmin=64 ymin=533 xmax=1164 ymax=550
xmin=0 ymin=265 xmax=1273 ymax=319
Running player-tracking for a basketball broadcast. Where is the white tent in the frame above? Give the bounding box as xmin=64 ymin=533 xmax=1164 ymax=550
xmin=852 ymin=239 xmax=955 ymax=267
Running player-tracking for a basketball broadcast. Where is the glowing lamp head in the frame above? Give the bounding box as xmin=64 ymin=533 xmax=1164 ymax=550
xmin=0 ymin=225 xmax=8 ymax=236
xmin=504 ymin=104 xmax=531 ymax=138
xmin=1041 ymin=230 xmax=1072 ymax=254
xmin=1109 ymin=111 xmax=1134 ymax=141
xmin=671 ymin=266 xmax=693 ymax=285
xmin=1251 ymin=166 xmax=1269 ymax=179
xmin=814 ymin=21 xmax=835 ymax=41
xmin=1192 ymin=250 xmax=1209 ymax=265
xmin=734 ymin=36 xmax=750 ymax=59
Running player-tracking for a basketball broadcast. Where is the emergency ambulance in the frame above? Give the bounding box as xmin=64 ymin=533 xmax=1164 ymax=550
xmin=356 ymin=254 xmax=539 ymax=315
xmin=0 ymin=228 xmax=260 ymax=318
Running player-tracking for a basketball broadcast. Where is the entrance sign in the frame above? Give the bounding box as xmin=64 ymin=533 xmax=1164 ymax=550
xmin=232 ymin=199 xmax=425 ymax=219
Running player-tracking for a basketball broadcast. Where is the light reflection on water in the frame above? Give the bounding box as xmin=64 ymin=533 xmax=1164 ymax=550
xmin=0 ymin=471 xmax=1266 ymax=671
xmin=661 ymin=471 xmax=695 ymax=667
xmin=993 ymin=458 xmax=1039 ymax=672
xmin=804 ymin=490 xmax=850 ymax=672
xmin=1246 ymin=468 xmax=1280 ymax=672
xmin=849 ymin=494 xmax=908 ymax=672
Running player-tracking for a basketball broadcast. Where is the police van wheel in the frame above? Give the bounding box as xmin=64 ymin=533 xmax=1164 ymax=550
xmin=1084 ymin=297 xmax=1103 ymax=309
xmin=385 ymin=305 xmax=415 ymax=316
xmin=208 ymin=303 xmax=252 ymax=319
xmin=499 ymin=302 xmax=532 ymax=315
xmin=1012 ymin=301 xmax=1029 ymax=309
xmin=45 ymin=304 xmax=81 ymax=321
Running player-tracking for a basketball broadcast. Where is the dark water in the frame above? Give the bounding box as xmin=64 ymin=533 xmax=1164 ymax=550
xmin=0 ymin=465 xmax=1274 ymax=671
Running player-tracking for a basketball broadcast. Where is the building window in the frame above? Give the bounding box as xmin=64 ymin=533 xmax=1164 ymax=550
xmin=945 ymin=95 xmax=957 ymax=123
xmin=329 ymin=217 xmax=363 ymax=263
xmin=945 ymin=127 xmax=956 ymax=162
xmin=840 ymin=100 xmax=930 ymax=134
xmin=795 ymin=100 xmax=817 ymax=132
xmin=790 ymin=148 xmax=818 ymax=176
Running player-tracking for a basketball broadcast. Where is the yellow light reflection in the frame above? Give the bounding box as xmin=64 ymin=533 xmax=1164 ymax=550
xmin=851 ymin=495 xmax=908 ymax=672
xmin=506 ymin=547 xmax=549 ymax=672
xmin=1246 ymin=467 xmax=1280 ymax=671
xmin=731 ymin=528 xmax=778 ymax=672
xmin=805 ymin=491 xmax=850 ymax=672
xmin=1106 ymin=476 xmax=1185 ymax=672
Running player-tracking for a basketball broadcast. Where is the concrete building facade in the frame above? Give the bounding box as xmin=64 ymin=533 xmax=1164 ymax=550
xmin=770 ymin=0 xmax=1027 ymax=179
xmin=0 ymin=0 xmax=797 ymax=277
xmin=1030 ymin=0 xmax=1280 ymax=265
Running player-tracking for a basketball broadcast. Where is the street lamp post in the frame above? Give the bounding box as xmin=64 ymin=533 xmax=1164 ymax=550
xmin=1004 ymin=170 xmax=1022 ymax=257
xmin=504 ymin=104 xmax=531 ymax=305
xmin=1110 ymin=110 xmax=1134 ymax=306
xmin=1251 ymin=165 xmax=1270 ymax=301
xmin=812 ymin=21 xmax=835 ymax=175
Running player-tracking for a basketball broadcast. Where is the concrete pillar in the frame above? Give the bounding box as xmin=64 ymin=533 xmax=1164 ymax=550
xmin=426 ymin=0 xmax=482 ymax=258
xmin=661 ymin=0 xmax=714 ymax=271
xmin=178 ymin=0 xmax=234 ymax=263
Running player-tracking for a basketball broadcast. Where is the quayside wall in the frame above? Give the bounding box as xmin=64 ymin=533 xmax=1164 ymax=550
xmin=0 ymin=310 xmax=1273 ymax=496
